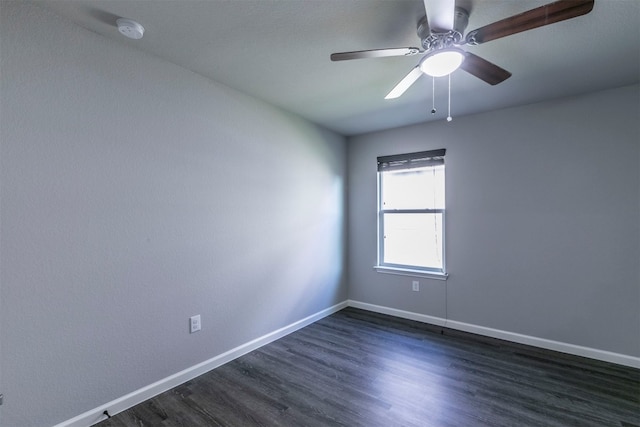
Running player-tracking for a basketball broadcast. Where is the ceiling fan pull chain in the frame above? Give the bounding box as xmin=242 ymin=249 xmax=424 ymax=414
xmin=447 ymin=74 xmax=453 ymax=122
xmin=431 ymin=76 xmax=436 ymax=115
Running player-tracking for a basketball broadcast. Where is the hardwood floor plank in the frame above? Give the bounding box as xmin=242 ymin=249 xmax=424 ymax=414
xmin=98 ymin=307 xmax=640 ymax=427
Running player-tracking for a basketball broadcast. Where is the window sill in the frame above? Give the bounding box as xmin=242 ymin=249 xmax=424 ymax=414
xmin=373 ymin=266 xmax=448 ymax=281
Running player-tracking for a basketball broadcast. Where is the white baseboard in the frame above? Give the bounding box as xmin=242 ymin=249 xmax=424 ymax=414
xmin=348 ymin=300 xmax=447 ymax=327
xmin=348 ymin=299 xmax=640 ymax=369
xmin=55 ymin=300 xmax=349 ymax=427
xmin=54 ymin=298 xmax=639 ymax=426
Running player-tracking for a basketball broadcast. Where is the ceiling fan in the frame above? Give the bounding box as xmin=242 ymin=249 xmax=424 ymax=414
xmin=331 ymin=0 xmax=595 ymax=100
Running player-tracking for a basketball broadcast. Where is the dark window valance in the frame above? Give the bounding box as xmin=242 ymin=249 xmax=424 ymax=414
xmin=377 ymin=149 xmax=445 ymax=172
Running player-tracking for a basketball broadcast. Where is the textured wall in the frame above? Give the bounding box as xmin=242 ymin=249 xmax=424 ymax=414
xmin=348 ymin=84 xmax=640 ymax=358
xmin=0 ymin=2 xmax=347 ymax=426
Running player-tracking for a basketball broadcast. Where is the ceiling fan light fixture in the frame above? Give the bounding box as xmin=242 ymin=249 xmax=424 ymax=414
xmin=420 ymin=48 xmax=465 ymax=77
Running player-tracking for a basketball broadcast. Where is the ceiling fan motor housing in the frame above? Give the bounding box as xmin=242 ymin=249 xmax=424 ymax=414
xmin=453 ymin=7 xmax=470 ymax=36
xmin=419 ymin=7 xmax=469 ymax=52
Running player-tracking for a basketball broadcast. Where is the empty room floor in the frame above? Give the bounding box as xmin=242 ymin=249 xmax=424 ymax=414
xmin=98 ymin=307 xmax=640 ymax=426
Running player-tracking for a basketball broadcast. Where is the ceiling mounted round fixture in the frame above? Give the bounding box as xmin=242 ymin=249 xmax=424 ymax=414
xmin=116 ymin=18 xmax=144 ymax=40
xmin=419 ymin=48 xmax=465 ymax=77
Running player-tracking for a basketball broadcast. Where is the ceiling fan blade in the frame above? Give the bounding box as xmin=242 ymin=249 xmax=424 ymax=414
xmin=330 ymin=47 xmax=421 ymax=61
xmin=465 ymin=0 xmax=594 ymax=45
xmin=460 ymin=52 xmax=511 ymax=85
xmin=423 ymin=0 xmax=455 ymax=31
xmin=385 ymin=66 xmax=423 ymax=99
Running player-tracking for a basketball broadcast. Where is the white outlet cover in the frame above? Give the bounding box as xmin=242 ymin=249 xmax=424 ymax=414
xmin=190 ymin=314 xmax=201 ymax=333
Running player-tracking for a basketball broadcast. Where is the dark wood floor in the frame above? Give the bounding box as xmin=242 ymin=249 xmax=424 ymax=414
xmin=97 ymin=307 xmax=640 ymax=427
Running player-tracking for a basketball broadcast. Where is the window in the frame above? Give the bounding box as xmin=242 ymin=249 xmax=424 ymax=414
xmin=375 ymin=149 xmax=447 ymax=279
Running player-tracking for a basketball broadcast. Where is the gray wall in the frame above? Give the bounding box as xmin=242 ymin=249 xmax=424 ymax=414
xmin=348 ymin=84 xmax=640 ymax=358
xmin=2 ymin=1 xmax=638 ymax=426
xmin=0 ymin=2 xmax=347 ymax=426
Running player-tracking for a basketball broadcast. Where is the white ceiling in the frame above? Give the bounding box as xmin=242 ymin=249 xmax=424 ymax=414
xmin=34 ymin=0 xmax=639 ymax=136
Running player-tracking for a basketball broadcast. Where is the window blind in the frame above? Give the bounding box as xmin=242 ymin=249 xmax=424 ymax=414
xmin=377 ymin=149 xmax=446 ymax=172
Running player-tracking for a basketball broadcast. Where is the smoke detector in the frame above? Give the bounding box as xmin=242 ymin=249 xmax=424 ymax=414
xmin=116 ymin=18 xmax=144 ymax=40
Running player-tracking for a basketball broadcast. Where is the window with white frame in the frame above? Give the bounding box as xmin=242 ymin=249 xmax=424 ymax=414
xmin=376 ymin=149 xmax=447 ymax=278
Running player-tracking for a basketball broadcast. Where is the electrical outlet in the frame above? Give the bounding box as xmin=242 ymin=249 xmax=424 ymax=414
xmin=412 ymin=281 xmax=420 ymax=292
xmin=190 ymin=315 xmax=201 ymax=333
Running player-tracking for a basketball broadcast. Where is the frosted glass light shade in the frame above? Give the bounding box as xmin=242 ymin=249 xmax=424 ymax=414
xmin=420 ymin=49 xmax=465 ymax=77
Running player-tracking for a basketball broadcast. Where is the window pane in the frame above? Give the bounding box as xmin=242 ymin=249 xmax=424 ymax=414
xmin=381 ymin=165 xmax=444 ymax=210
xmin=383 ymin=213 xmax=443 ymax=270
